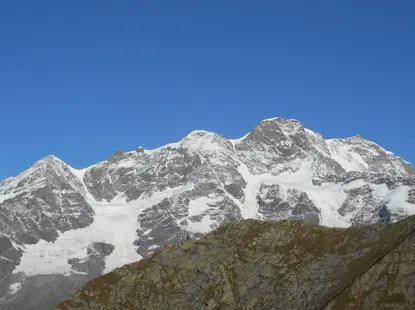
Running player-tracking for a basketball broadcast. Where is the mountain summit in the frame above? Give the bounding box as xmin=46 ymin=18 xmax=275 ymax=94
xmin=1 ymin=117 xmax=414 ymax=309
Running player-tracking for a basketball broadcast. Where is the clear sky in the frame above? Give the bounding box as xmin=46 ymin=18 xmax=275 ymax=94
xmin=1 ymin=0 xmax=414 ymax=179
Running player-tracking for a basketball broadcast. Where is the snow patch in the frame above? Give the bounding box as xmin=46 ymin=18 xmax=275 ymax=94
xmin=186 ymin=196 xmax=223 ymax=234
xmin=14 ymin=184 xmax=194 ymax=277
xmin=372 ymin=185 xmax=415 ymax=214
xmin=398 ymin=157 xmax=412 ymax=165
xmin=188 ymin=214 xmax=216 ymax=234
xmin=67 ymin=166 xmax=89 ymax=182
xmin=187 ymin=197 xmax=219 ymax=233
xmin=230 ymin=133 xmax=250 ymax=145
xmin=182 ymin=131 xmax=221 ymax=154
xmin=306 ymin=184 xmax=349 ymax=227
xmin=113 ymin=159 xmax=136 ymax=169
xmin=188 ymin=197 xmax=212 ymax=217
xmin=327 ymin=140 xmax=369 ymax=172
xmin=8 ymin=283 xmax=21 ymax=295
xmin=14 ymin=199 xmax=143 ymax=276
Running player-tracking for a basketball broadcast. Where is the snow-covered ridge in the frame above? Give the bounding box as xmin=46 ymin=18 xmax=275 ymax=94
xmin=0 ymin=154 xmax=88 ymax=204
xmin=3 ymin=116 xmax=412 ymax=208
xmin=327 ymin=135 xmax=395 ymax=156
xmin=260 ymin=116 xmax=299 ymax=124
xmin=230 ymin=133 xmax=250 ymax=145
xmin=4 ymin=117 xmax=409 ymax=180
xmin=2 ymin=116 xmax=413 ymax=213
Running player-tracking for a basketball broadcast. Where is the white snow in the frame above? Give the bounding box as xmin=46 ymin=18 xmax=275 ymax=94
xmin=327 ymin=140 xmax=369 ymax=172
xmin=145 ymin=141 xmax=181 ymax=153
xmin=188 ymin=197 xmax=212 ymax=217
xmin=398 ymin=157 xmax=412 ymax=165
xmin=230 ymin=133 xmax=250 ymax=145
xmin=115 ymin=160 xmax=136 ymax=169
xmin=234 ymin=157 xmax=414 ymax=228
xmin=305 ymin=128 xmax=321 ymax=137
xmin=181 ymin=131 xmax=221 ymax=154
xmin=372 ymin=185 xmax=415 ymax=214
xmin=14 ymin=198 xmax=143 ymax=276
xmin=13 ymin=182 xmax=194 ymax=276
xmin=142 ymin=229 xmax=152 ymax=236
xmin=0 ymin=172 xmax=46 ymax=204
xmin=364 ymin=139 xmax=394 ymax=155
xmin=7 ymin=283 xmax=21 ymax=295
xmin=0 ymin=192 xmax=14 ymax=204
xmin=67 ymin=166 xmax=89 ymax=183
xmin=0 ymin=156 xmax=89 ymax=204
xmin=260 ymin=117 xmax=298 ymax=124
xmin=187 ymin=196 xmax=222 ymax=234
xmin=236 ymin=159 xmax=317 ymax=219
xmin=237 ymin=163 xmax=262 ymax=219
xmin=188 ymin=214 xmax=216 ymax=234
xmin=144 ymin=131 xmax=221 ymax=155
xmin=305 ymin=184 xmax=349 ymax=227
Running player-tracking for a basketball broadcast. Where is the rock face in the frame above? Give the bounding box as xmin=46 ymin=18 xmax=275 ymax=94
xmin=68 ymin=242 xmax=115 ymax=275
xmin=1 ymin=117 xmax=415 ymax=309
xmin=0 ymin=156 xmax=94 ymax=291
xmin=0 ymin=235 xmax=22 ymax=285
xmin=0 ymin=156 xmax=93 ymax=245
xmin=0 ymin=241 xmax=115 ymax=310
xmin=55 ymin=215 xmax=415 ymax=310
xmin=257 ymin=184 xmax=321 ymax=224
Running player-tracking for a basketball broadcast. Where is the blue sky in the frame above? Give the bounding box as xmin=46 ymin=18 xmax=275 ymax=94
xmin=1 ymin=0 xmax=414 ymax=179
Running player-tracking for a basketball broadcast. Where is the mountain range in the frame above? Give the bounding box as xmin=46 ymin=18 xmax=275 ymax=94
xmin=1 ymin=117 xmax=414 ymax=309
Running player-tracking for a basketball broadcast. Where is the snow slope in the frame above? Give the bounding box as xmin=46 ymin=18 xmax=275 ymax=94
xmin=13 ymin=197 xmax=141 ymax=276
xmin=13 ymin=182 xmax=197 ymax=277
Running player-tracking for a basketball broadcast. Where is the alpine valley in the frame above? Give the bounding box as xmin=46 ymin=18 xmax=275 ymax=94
xmin=1 ymin=117 xmax=414 ymax=309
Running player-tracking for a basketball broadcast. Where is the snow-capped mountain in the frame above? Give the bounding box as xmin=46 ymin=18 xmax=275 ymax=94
xmin=1 ymin=117 xmax=414 ymax=309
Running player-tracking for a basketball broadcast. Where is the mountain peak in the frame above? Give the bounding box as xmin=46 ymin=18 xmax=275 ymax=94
xmin=29 ymin=155 xmax=66 ymax=171
xmin=37 ymin=154 xmax=60 ymax=163
xmin=260 ymin=116 xmax=299 ymax=123
xmin=181 ymin=130 xmax=232 ymax=154
xmin=107 ymin=149 xmax=125 ymax=163
xmin=186 ymin=130 xmax=212 ymax=136
xmin=256 ymin=117 xmax=304 ymax=135
xmin=345 ymin=134 xmax=366 ymax=141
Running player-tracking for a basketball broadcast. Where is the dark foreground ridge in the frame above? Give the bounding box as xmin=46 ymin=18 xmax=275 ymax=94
xmin=55 ymin=216 xmax=415 ymax=310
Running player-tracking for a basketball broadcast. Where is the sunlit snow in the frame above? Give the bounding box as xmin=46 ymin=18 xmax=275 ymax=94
xmin=14 ymin=184 xmax=194 ymax=277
